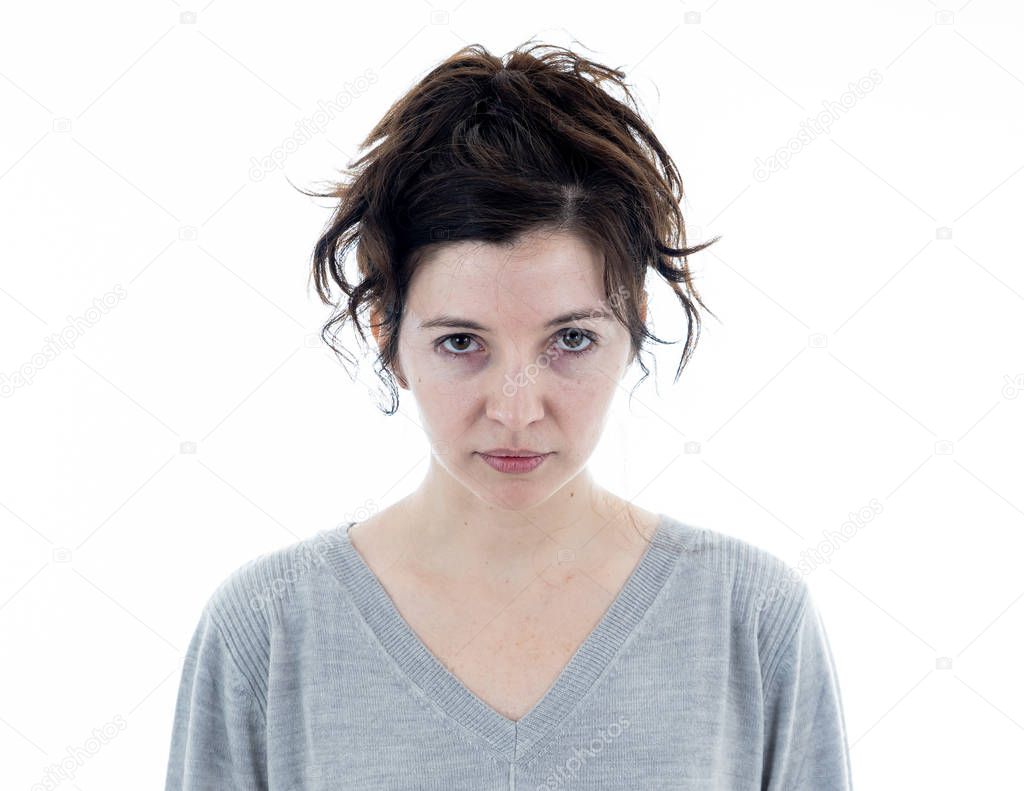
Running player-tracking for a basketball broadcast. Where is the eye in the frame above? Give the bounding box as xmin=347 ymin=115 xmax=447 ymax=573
xmin=552 ymin=328 xmax=597 ymax=355
xmin=437 ymin=334 xmax=482 ymax=356
xmin=435 ymin=329 xmax=599 ymax=359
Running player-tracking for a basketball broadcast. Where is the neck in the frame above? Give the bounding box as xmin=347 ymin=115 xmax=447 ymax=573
xmin=388 ymin=461 xmax=652 ymax=587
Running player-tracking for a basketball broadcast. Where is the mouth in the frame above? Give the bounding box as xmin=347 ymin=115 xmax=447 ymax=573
xmin=479 ymin=448 xmax=549 ymax=457
xmin=476 ymin=451 xmax=553 ymax=474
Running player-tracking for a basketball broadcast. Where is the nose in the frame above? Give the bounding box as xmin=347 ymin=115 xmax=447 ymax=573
xmin=484 ymin=354 xmax=546 ymax=430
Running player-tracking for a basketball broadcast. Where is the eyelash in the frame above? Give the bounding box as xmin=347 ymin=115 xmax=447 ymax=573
xmin=436 ymin=328 xmax=600 ymax=360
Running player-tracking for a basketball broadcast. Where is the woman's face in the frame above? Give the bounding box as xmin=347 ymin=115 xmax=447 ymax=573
xmin=388 ymin=229 xmax=641 ymax=511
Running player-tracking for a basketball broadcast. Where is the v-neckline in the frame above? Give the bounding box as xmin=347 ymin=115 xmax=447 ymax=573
xmin=321 ymin=512 xmax=687 ymax=763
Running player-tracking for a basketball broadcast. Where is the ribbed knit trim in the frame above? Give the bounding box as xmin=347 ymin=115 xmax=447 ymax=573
xmin=320 ymin=512 xmax=690 ymax=762
xmin=682 ymin=526 xmax=810 ymax=694
xmin=203 ymin=536 xmax=340 ymax=717
xmin=206 ymin=558 xmax=272 ymax=715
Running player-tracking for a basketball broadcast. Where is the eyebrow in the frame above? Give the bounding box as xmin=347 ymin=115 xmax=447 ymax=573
xmin=418 ymin=308 xmax=611 ymax=332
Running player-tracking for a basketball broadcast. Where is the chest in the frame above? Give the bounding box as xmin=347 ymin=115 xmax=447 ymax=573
xmin=387 ymin=573 xmax=616 ymax=722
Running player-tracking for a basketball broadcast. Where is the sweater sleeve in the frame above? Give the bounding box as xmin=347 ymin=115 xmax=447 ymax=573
xmin=760 ymin=582 xmax=853 ymax=790
xmin=164 ymin=602 xmax=269 ymax=791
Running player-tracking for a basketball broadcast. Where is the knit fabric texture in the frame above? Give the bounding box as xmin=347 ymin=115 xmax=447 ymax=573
xmin=164 ymin=513 xmax=854 ymax=790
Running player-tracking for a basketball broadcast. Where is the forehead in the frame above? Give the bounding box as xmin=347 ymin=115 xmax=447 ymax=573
xmin=406 ymin=230 xmax=606 ymax=323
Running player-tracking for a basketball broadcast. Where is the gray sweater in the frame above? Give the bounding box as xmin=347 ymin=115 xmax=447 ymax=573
xmin=164 ymin=513 xmax=854 ymax=789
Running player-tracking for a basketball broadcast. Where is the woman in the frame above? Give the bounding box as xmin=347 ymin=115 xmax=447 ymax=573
xmin=164 ymin=41 xmax=853 ymax=790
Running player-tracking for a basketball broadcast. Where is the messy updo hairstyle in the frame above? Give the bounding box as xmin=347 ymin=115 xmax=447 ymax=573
xmin=301 ymin=40 xmax=720 ymax=415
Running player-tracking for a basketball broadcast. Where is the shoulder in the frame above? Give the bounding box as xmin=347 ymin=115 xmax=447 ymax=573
xmin=202 ymin=526 xmax=345 ymax=630
xmin=196 ymin=526 xmax=346 ymax=666
xmin=184 ymin=527 xmax=346 ymax=707
xmin=664 ymin=517 xmax=807 ymax=605
xmin=663 ymin=517 xmax=813 ymax=685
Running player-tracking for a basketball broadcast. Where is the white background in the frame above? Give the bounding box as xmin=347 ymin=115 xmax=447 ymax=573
xmin=2 ymin=0 xmax=1022 ymax=788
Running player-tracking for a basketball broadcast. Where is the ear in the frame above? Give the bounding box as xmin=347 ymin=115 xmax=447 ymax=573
xmin=370 ymin=307 xmax=383 ymax=347
xmin=393 ymin=360 xmax=408 ymax=389
xmin=370 ymin=307 xmax=408 ymax=389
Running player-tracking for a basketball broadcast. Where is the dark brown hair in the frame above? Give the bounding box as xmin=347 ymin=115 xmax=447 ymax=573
xmin=301 ymin=40 xmax=720 ymax=415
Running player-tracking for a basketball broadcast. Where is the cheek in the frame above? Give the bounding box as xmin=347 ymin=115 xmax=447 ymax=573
xmin=549 ymin=369 xmax=617 ymax=419
xmin=547 ymin=339 xmax=630 ymax=380
xmin=412 ymin=378 xmax=479 ymax=439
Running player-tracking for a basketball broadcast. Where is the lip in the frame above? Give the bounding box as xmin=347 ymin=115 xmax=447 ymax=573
xmin=477 ymin=451 xmax=552 ymax=474
xmin=479 ymin=448 xmax=549 ymax=457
